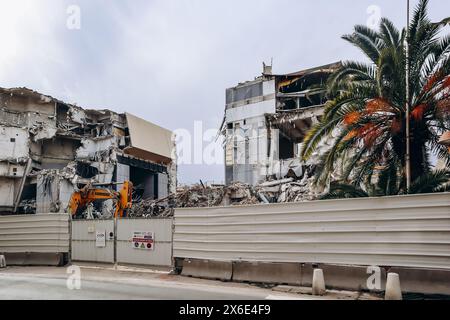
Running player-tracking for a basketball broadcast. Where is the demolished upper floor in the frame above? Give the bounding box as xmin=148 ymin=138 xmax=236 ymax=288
xmin=0 ymin=87 xmax=175 ymax=166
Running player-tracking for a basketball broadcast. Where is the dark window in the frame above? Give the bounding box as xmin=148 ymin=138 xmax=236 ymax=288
xmin=279 ymin=134 xmax=294 ymax=160
xmin=76 ymin=163 xmax=99 ymax=179
xmin=10 ymin=138 xmax=15 ymax=142
xmin=226 ymin=82 xmax=263 ymax=104
xmin=130 ymin=166 xmax=158 ymax=201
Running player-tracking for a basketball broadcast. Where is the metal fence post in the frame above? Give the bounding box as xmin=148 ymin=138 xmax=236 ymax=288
xmin=114 ymin=217 xmax=118 ymax=269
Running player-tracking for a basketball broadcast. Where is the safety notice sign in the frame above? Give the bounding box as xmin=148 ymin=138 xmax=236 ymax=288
xmin=96 ymin=230 xmax=106 ymax=248
xmin=132 ymin=231 xmax=154 ymax=250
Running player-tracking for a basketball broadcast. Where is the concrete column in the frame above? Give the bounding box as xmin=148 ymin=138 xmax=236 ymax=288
xmin=142 ymin=174 xmax=155 ymax=200
xmin=115 ymin=163 xmax=130 ymax=191
xmin=157 ymin=173 xmax=169 ymax=199
xmin=385 ymin=273 xmax=402 ymax=300
xmin=312 ymin=268 xmax=326 ymax=296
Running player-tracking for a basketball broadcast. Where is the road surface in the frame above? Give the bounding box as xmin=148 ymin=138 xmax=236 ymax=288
xmin=0 ymin=265 xmax=325 ymax=300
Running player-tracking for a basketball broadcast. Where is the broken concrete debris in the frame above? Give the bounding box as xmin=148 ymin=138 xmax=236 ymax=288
xmin=129 ymin=176 xmax=318 ymax=218
xmin=129 ymin=182 xmax=258 ymax=218
xmin=0 ymin=87 xmax=176 ymax=217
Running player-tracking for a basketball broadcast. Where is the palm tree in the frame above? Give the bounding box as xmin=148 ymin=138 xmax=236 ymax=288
xmin=301 ymin=0 xmax=450 ymax=193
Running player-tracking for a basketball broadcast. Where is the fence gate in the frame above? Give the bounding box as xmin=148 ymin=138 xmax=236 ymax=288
xmin=71 ymin=218 xmax=173 ymax=267
xmin=71 ymin=219 xmax=115 ymax=263
xmin=116 ymin=218 xmax=173 ymax=267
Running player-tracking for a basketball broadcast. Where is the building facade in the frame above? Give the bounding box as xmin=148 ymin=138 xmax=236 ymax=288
xmin=0 ymin=87 xmax=176 ymax=215
xmin=222 ymin=62 xmax=341 ymax=186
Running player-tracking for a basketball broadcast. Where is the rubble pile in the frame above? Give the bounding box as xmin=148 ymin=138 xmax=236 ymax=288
xmin=17 ymin=199 xmax=36 ymax=214
xmin=272 ymin=171 xmax=317 ymax=203
xmin=129 ymin=177 xmax=319 ymax=218
xmin=129 ymin=197 xmax=174 ymax=218
xmin=129 ymin=182 xmax=260 ymax=218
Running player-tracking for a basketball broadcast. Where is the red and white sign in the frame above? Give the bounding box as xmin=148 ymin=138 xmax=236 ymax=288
xmin=132 ymin=231 xmax=154 ymax=250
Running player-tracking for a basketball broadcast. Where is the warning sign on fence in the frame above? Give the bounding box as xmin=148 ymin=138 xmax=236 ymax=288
xmin=96 ymin=230 xmax=106 ymax=248
xmin=132 ymin=231 xmax=154 ymax=250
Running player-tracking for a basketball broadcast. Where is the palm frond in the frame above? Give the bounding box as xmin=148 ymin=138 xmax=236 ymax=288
xmin=319 ymin=183 xmax=369 ymax=200
xmin=380 ymin=18 xmax=401 ymax=48
xmin=408 ymin=170 xmax=450 ymax=194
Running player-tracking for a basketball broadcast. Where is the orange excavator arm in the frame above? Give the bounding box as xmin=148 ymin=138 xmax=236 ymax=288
xmin=68 ymin=181 xmax=133 ymax=218
xmin=114 ymin=181 xmax=133 ymax=218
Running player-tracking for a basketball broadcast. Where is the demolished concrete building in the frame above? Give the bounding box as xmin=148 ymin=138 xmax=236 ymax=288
xmin=221 ymin=62 xmax=341 ymax=188
xmin=126 ymin=61 xmax=344 ymax=212
xmin=0 ymin=87 xmax=176 ymax=215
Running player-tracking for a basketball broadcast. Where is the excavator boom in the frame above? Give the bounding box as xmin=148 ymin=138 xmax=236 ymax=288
xmin=68 ymin=181 xmax=133 ymax=218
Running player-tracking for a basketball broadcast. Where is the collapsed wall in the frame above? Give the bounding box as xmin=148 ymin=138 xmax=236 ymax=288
xmin=0 ymin=87 xmax=176 ymax=216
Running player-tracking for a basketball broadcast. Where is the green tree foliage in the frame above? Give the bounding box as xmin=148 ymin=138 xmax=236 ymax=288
xmin=302 ymin=0 xmax=450 ymax=195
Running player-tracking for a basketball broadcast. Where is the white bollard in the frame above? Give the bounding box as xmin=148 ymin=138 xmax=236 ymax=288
xmin=385 ymin=273 xmax=402 ymax=300
xmin=312 ymin=268 xmax=326 ymax=296
xmin=0 ymin=255 xmax=6 ymax=268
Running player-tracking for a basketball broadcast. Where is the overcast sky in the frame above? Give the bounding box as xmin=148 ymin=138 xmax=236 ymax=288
xmin=0 ymin=0 xmax=448 ymax=184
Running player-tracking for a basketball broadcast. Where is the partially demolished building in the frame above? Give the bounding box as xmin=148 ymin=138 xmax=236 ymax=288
xmin=0 ymin=87 xmax=176 ymax=215
xmin=221 ymin=62 xmax=341 ymax=190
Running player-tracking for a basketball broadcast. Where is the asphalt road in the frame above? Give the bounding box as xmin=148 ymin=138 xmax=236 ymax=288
xmin=0 ymin=266 xmax=317 ymax=300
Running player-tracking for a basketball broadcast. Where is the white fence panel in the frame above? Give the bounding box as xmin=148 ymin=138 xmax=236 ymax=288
xmin=71 ymin=219 xmax=114 ymax=263
xmin=117 ymin=218 xmax=172 ymax=267
xmin=0 ymin=214 xmax=69 ymax=253
xmin=174 ymin=193 xmax=450 ymax=270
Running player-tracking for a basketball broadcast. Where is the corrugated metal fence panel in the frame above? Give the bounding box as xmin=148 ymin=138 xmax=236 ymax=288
xmin=174 ymin=193 xmax=450 ymax=269
xmin=0 ymin=214 xmax=69 ymax=253
xmin=71 ymin=219 xmax=114 ymax=263
xmin=117 ymin=218 xmax=172 ymax=267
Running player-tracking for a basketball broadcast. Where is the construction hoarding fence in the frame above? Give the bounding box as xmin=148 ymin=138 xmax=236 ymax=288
xmin=173 ymin=192 xmax=450 ymax=295
xmin=71 ymin=219 xmax=115 ymax=263
xmin=0 ymin=213 xmax=69 ymax=266
xmin=117 ymin=218 xmax=172 ymax=266
xmin=71 ymin=217 xmax=173 ymax=267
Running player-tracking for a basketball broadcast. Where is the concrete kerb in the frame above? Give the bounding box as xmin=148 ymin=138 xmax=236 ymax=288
xmin=1 ymin=253 xmax=63 ymax=266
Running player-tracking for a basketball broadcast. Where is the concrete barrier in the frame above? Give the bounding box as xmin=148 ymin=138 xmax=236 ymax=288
xmin=232 ymin=261 xmax=302 ymax=285
xmin=179 ymin=260 xmax=450 ymax=295
xmin=2 ymin=252 xmax=65 ymax=266
xmin=389 ymin=267 xmax=450 ymax=295
xmin=307 ymin=264 xmax=386 ymax=291
xmin=181 ymin=258 xmax=232 ymax=281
